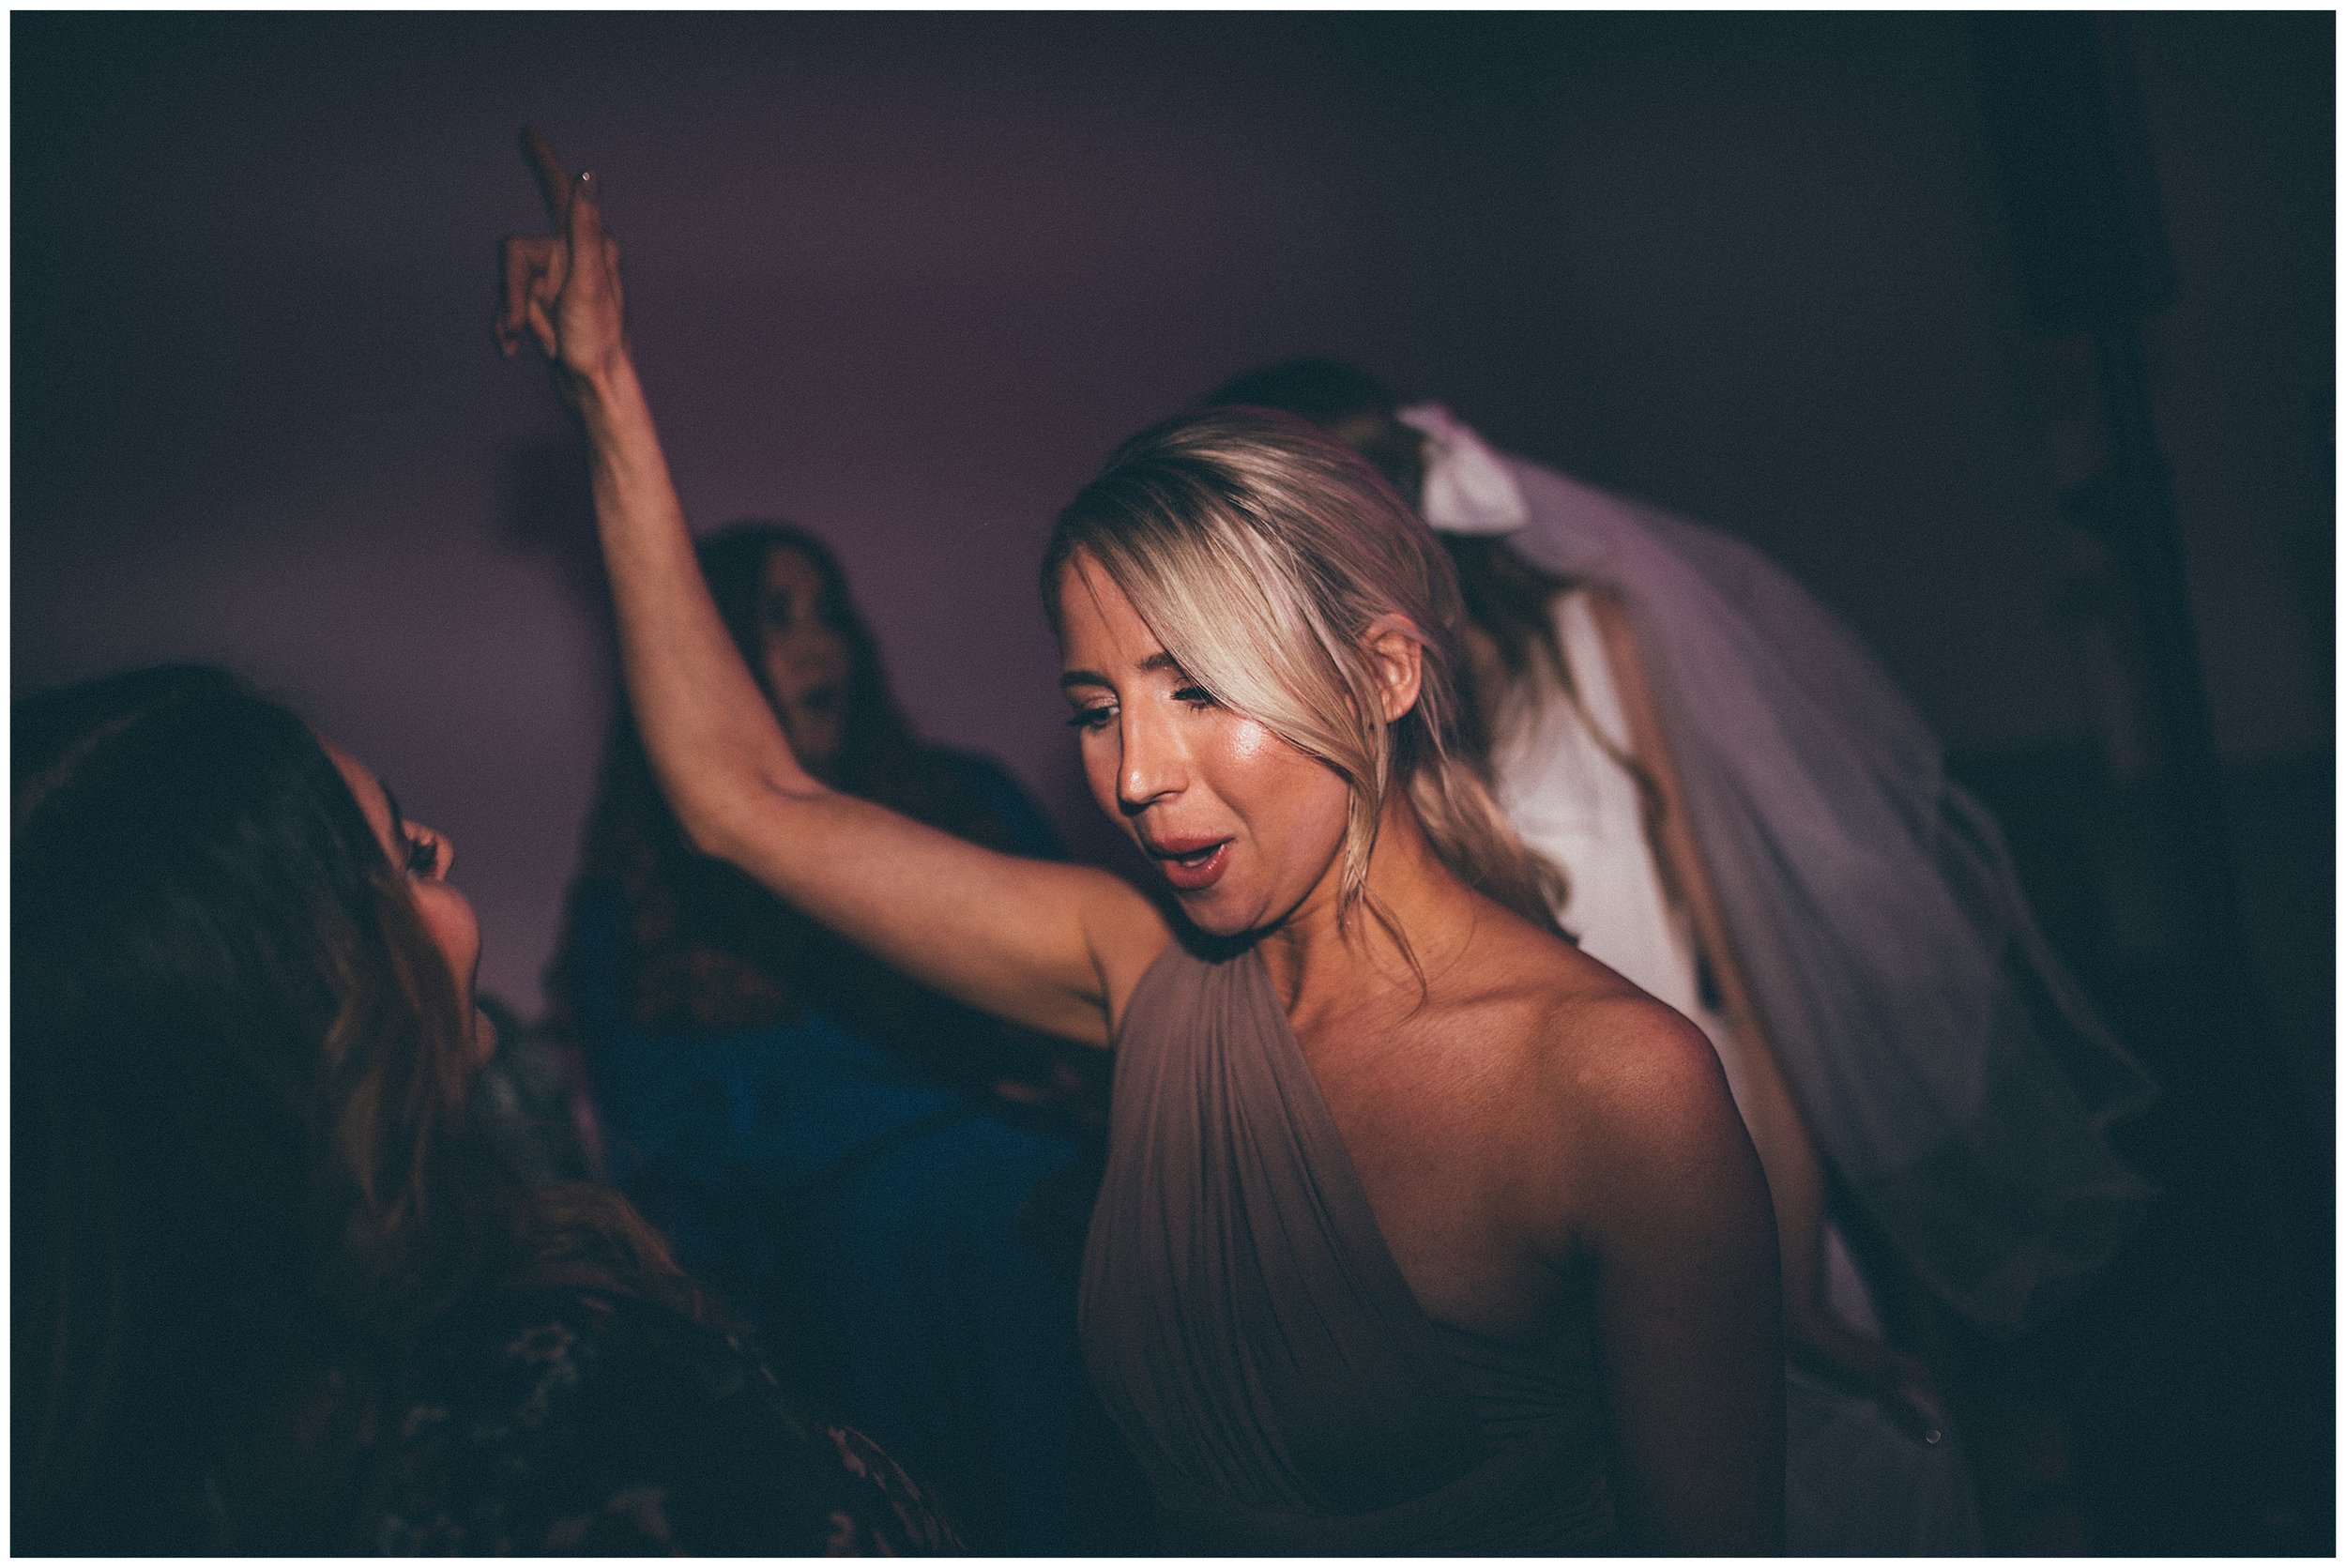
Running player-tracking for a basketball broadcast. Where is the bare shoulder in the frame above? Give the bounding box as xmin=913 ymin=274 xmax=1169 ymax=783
xmin=1456 ymin=924 xmax=1760 ymax=1253
xmin=1533 ymin=985 xmax=1733 ymax=1140
xmin=1453 ymin=911 xmax=1720 ymax=1121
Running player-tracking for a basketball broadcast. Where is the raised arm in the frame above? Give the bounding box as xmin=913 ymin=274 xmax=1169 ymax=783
xmin=497 ymin=132 xmax=1168 ymax=1044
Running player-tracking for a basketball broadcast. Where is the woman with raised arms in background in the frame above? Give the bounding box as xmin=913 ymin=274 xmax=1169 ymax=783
xmin=543 ymin=517 xmax=1139 ymax=1553
xmin=496 ymin=133 xmax=1782 ymax=1554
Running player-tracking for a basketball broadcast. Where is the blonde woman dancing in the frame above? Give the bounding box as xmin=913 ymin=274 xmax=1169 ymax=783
xmin=497 ymin=135 xmax=1781 ymax=1554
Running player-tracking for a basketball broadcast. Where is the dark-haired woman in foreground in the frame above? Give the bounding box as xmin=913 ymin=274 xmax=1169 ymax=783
xmin=500 ymin=139 xmax=1782 ymax=1552
xmin=13 ymin=663 xmax=957 ymax=1554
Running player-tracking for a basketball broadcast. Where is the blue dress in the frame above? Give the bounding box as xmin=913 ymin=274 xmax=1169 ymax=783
xmin=567 ymin=752 xmax=1149 ymax=1553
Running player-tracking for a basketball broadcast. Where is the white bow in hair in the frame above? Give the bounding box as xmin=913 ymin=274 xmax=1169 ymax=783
xmin=1396 ymin=403 xmax=1530 ymax=536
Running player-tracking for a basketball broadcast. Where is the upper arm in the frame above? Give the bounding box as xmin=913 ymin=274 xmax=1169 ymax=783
xmin=1561 ymin=1003 xmax=1784 ymax=1553
xmin=701 ymin=776 xmax=1170 ymax=1047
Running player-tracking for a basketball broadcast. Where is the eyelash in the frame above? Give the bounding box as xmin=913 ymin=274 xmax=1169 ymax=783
xmin=1066 ymin=687 xmax=1217 ymax=730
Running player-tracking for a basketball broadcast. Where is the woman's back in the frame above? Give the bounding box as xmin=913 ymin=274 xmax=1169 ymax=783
xmin=370 ymin=1285 xmax=952 ymax=1554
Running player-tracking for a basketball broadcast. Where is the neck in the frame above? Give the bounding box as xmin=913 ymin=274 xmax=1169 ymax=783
xmin=1256 ymin=785 xmax=1482 ymax=1019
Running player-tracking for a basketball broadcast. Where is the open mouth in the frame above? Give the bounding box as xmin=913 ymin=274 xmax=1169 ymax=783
xmin=1150 ymin=838 xmax=1232 ymax=892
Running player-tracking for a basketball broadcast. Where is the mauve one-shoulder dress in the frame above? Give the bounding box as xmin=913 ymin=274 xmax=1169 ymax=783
xmin=1077 ymin=940 xmax=1621 ymax=1554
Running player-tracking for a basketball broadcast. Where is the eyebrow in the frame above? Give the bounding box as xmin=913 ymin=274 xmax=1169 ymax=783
xmin=1059 ymin=651 xmax=1183 ymax=692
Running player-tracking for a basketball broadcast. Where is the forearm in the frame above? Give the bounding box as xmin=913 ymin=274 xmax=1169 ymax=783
xmin=1713 ymin=1011 xmax=1831 ymax=1325
xmin=569 ymin=351 xmax=815 ymax=847
xmin=1724 ymin=1014 xmax=1937 ymax=1402
xmin=1590 ymin=588 xmax=1833 ymax=1331
xmin=565 ymin=360 xmax=1153 ymax=1043
xmin=496 ymin=145 xmax=1160 ymax=1050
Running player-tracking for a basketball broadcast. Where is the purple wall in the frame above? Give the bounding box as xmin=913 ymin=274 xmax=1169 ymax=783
xmin=15 ymin=13 xmax=2328 ymax=1015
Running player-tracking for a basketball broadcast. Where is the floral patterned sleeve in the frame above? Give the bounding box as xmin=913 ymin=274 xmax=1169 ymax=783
xmin=369 ymin=1289 xmax=961 ymax=1555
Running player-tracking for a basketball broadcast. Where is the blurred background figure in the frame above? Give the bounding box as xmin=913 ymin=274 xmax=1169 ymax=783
xmin=541 ymin=521 xmax=1144 ymax=1553
xmin=1209 ymin=358 xmax=2167 ymax=1553
xmin=467 ymin=990 xmax=601 ymax=1189
xmin=12 ymin=664 xmax=956 ymax=1554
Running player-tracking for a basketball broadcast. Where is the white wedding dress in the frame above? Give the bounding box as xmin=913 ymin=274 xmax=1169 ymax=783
xmin=1400 ymin=402 xmax=2156 ymax=1342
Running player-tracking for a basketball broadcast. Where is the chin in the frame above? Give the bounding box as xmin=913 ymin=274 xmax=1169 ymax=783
xmin=1178 ymin=902 xmax=1259 ymax=939
xmin=1168 ymin=878 xmax=1279 ymax=940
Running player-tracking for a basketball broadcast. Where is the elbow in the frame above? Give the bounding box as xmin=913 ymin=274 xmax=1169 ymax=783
xmin=675 ymin=799 xmax=738 ymax=862
xmin=663 ymin=763 xmax=782 ymax=867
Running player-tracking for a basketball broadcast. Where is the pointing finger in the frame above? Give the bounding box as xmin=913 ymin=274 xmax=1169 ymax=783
xmin=521 ymin=126 xmax=574 ymax=225
xmin=566 ymin=167 xmax=606 ymax=253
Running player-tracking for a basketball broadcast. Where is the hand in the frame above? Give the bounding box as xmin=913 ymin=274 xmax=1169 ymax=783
xmin=495 ymin=129 xmax=627 ymax=386
xmin=1786 ymin=1312 xmax=1950 ymax=1445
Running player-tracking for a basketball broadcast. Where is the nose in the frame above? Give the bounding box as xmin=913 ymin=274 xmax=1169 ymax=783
xmin=1117 ymin=706 xmax=1188 ymax=814
xmin=796 ymin=623 xmax=850 ymax=675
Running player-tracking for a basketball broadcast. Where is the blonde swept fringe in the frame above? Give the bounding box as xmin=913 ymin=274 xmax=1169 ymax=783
xmin=1043 ymin=408 xmax=1566 ymax=959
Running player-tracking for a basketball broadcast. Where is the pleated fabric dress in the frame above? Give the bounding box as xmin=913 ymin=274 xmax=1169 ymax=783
xmin=1076 ymin=941 xmax=1620 ymax=1554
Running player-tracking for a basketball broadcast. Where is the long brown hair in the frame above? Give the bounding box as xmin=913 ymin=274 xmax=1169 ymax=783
xmin=12 ymin=664 xmax=696 ymax=1553
xmin=545 ymin=522 xmax=1051 ymax=1046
